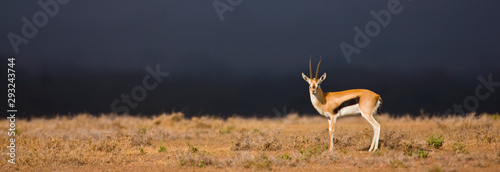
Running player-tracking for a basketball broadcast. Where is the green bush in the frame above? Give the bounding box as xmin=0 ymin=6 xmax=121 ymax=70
xmin=138 ymin=126 xmax=147 ymax=135
xmin=188 ymin=143 xmax=199 ymax=153
xmin=276 ymin=153 xmax=290 ymax=160
xmin=426 ymin=134 xmax=444 ymax=149
xmin=418 ymin=149 xmax=428 ymax=158
xmin=299 ymin=145 xmax=326 ymax=160
xmin=373 ymin=149 xmax=385 ymax=156
xmin=253 ymin=128 xmax=263 ymax=135
xmin=178 ymin=143 xmax=212 ymax=167
xmin=389 ymin=159 xmax=403 ymax=168
xmin=158 ymin=146 xmax=167 ymax=152
xmin=452 ymin=143 xmax=468 ymax=153
xmin=219 ymin=126 xmax=235 ymax=134
xmin=490 ymin=113 xmax=499 ymax=120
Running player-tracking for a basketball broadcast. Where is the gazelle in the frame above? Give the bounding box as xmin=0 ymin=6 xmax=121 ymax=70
xmin=301 ymin=57 xmax=382 ymax=152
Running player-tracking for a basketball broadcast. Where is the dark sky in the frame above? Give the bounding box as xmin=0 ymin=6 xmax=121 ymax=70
xmin=1 ymin=1 xmax=499 ymax=117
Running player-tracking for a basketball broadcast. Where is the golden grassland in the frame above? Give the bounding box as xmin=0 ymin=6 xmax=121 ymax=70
xmin=1 ymin=112 xmax=500 ymax=171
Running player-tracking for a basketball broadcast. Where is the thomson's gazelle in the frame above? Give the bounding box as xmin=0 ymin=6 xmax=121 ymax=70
xmin=301 ymin=57 xmax=382 ymax=152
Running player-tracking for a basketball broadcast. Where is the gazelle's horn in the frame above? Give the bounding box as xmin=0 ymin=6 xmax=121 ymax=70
xmin=309 ymin=55 xmax=313 ymax=78
xmin=315 ymin=56 xmax=322 ymax=79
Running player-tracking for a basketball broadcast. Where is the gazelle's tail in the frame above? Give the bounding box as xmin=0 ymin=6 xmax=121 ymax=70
xmin=375 ymin=98 xmax=382 ymax=115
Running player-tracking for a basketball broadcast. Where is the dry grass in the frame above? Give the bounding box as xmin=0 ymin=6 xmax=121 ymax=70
xmin=1 ymin=112 xmax=500 ymax=171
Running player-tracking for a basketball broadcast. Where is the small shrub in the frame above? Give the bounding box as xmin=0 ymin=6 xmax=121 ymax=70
xmin=138 ymin=126 xmax=147 ymax=135
xmin=220 ymin=126 xmax=235 ymax=134
xmin=373 ymin=149 xmax=384 ymax=156
xmin=31 ymin=147 xmax=38 ymax=157
xmin=389 ymin=159 xmax=403 ymax=168
xmin=260 ymin=129 xmax=281 ymax=151
xmin=253 ymin=128 xmax=262 ymax=135
xmin=14 ymin=128 xmax=21 ymax=136
xmin=158 ymin=146 xmax=167 ymax=152
xmin=243 ymin=153 xmax=272 ymax=169
xmin=407 ymin=151 xmax=413 ymax=156
xmin=197 ymin=160 xmax=205 ymax=167
xmin=428 ymin=165 xmax=444 ymax=172
xmin=276 ymin=154 xmax=290 ymax=160
xmin=299 ymin=145 xmax=326 ymax=160
xmin=452 ymin=143 xmax=468 ymax=153
xmin=405 ymin=147 xmax=414 ymax=156
xmin=177 ymin=144 xmax=213 ymax=167
xmin=490 ymin=113 xmax=499 ymax=120
xmin=187 ymin=143 xmax=199 ymax=153
xmin=177 ymin=151 xmax=213 ymax=167
xmin=140 ymin=148 xmax=146 ymax=154
xmin=154 ymin=120 xmax=161 ymax=125
xmin=426 ymin=134 xmax=444 ymax=149
xmin=418 ymin=149 xmax=429 ymax=158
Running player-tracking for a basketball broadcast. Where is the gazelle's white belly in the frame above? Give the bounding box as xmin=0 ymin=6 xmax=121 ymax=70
xmin=314 ymin=104 xmax=361 ymax=118
xmin=338 ymin=104 xmax=361 ymax=116
xmin=310 ymin=93 xmax=362 ymax=118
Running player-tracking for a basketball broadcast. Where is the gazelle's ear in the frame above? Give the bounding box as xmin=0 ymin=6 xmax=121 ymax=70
xmin=301 ymin=73 xmax=310 ymax=82
xmin=318 ymin=73 xmax=327 ymax=82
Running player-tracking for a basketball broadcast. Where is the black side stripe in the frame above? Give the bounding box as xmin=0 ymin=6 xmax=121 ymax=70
xmin=333 ymin=97 xmax=360 ymax=114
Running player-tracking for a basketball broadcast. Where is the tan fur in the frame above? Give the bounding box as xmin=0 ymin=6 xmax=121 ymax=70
xmin=315 ymin=87 xmax=381 ymax=116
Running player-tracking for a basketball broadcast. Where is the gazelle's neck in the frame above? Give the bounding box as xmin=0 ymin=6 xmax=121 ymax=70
xmin=310 ymin=86 xmax=328 ymax=116
xmin=310 ymin=86 xmax=326 ymax=104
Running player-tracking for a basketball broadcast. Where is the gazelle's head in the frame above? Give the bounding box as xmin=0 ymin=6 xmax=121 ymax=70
xmin=302 ymin=56 xmax=326 ymax=94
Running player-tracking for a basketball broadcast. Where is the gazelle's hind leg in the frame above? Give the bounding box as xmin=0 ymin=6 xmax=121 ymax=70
xmin=359 ymin=101 xmax=381 ymax=152
xmin=372 ymin=100 xmax=382 ymax=151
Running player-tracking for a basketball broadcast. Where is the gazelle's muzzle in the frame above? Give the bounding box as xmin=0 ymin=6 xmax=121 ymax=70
xmin=310 ymin=84 xmax=318 ymax=94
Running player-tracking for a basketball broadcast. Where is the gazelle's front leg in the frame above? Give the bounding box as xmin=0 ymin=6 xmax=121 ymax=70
xmin=328 ymin=114 xmax=337 ymax=151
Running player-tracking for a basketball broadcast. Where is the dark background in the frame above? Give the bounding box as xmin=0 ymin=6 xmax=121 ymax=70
xmin=1 ymin=1 xmax=499 ymax=118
